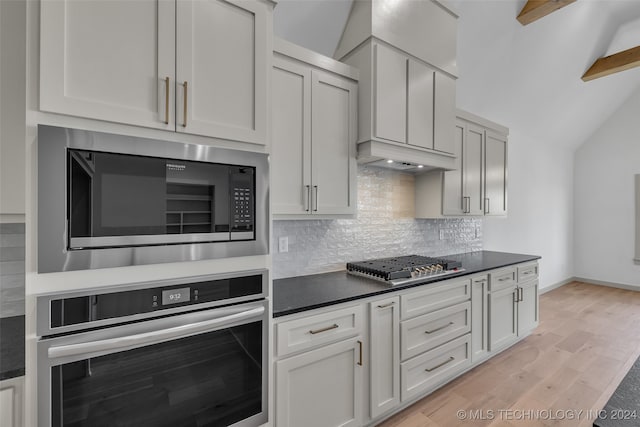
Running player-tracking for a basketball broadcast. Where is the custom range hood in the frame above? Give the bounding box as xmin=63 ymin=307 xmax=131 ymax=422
xmin=334 ymin=0 xmax=459 ymax=172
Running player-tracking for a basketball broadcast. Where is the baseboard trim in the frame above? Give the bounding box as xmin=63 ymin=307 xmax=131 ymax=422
xmin=574 ymin=277 xmax=640 ymax=291
xmin=540 ymin=277 xmax=574 ymax=294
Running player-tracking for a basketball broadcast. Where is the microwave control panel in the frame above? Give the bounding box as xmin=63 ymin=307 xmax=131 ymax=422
xmin=233 ymin=187 xmax=253 ymax=230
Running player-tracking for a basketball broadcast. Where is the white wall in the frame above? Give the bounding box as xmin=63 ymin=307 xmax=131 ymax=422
xmin=574 ymin=88 xmax=640 ymax=288
xmin=481 ymin=130 xmax=575 ymax=290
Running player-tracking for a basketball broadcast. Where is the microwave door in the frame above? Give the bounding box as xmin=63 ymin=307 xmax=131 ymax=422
xmin=69 ymin=151 xmax=167 ymax=249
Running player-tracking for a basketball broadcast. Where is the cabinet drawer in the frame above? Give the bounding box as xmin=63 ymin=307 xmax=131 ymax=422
xmin=489 ymin=267 xmax=517 ymax=291
xmin=518 ymin=263 xmax=539 ymax=282
xmin=400 ymin=334 xmax=471 ymax=402
xmin=401 ymin=301 xmax=470 ymax=361
xmin=276 ymin=305 xmax=363 ymax=357
xmin=400 ymin=278 xmax=470 ymax=320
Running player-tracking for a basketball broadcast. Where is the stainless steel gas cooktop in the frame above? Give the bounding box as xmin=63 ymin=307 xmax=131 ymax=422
xmin=346 ymin=255 xmax=464 ymax=286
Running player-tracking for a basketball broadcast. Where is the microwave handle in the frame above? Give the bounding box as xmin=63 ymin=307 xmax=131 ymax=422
xmin=48 ymin=305 xmax=264 ymax=359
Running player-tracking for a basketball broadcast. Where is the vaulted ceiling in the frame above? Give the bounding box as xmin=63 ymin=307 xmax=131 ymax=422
xmin=273 ymin=0 xmax=640 ymax=150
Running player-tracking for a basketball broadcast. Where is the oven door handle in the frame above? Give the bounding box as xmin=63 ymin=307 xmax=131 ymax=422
xmin=47 ymin=305 xmax=265 ymax=359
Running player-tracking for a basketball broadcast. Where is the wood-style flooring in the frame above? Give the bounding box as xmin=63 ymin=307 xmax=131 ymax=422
xmin=377 ymin=281 xmax=640 ymax=427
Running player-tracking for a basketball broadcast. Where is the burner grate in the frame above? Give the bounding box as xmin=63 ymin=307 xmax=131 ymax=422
xmin=346 ymin=255 xmax=462 ymax=284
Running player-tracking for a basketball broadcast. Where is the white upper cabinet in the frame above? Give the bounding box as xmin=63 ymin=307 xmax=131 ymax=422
xmin=416 ymin=111 xmax=509 ymax=218
xmin=271 ymin=40 xmax=358 ymax=218
xmin=176 ymin=0 xmax=268 ymax=143
xmin=271 ymin=57 xmax=312 ymax=215
xmin=484 ymin=131 xmax=508 ymax=216
xmin=40 ymin=0 xmax=175 ymax=130
xmin=311 ymin=71 xmax=357 ymax=215
xmin=433 ymin=73 xmax=456 ymax=154
xmin=40 ymin=0 xmax=273 ymax=145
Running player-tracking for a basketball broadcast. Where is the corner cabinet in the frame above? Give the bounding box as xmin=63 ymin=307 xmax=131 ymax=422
xmin=274 ymin=260 xmax=540 ymax=427
xmin=40 ymin=0 xmax=273 ymax=145
xmin=271 ymin=39 xmax=358 ymax=218
xmin=415 ymin=110 xmax=509 ymax=218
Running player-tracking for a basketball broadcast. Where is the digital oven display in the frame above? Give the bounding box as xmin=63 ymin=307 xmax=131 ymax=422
xmin=162 ymin=287 xmax=191 ymax=305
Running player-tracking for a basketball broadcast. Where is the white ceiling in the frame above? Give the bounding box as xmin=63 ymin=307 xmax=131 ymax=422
xmin=273 ymin=0 xmax=640 ymax=150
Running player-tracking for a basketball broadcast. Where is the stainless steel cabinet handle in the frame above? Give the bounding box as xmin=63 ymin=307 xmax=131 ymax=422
xmin=164 ymin=77 xmax=170 ymax=124
xmin=182 ymin=81 xmax=188 ymax=127
xmin=498 ymin=276 xmax=512 ymax=282
xmin=425 ymin=321 xmax=454 ymax=334
xmin=425 ymin=356 xmax=455 ymax=372
xmin=309 ymin=323 xmax=338 ymax=335
xmin=519 ymin=287 xmax=523 ymax=302
xmin=357 ymin=340 xmax=363 ymax=366
xmin=377 ymin=302 xmax=396 ymax=309
xmin=48 ymin=305 xmax=265 ymax=359
xmin=513 ymin=290 xmax=519 ymax=303
xmin=523 ymin=271 xmax=533 ymax=275
xmin=473 ymin=279 xmax=487 ymax=284
xmin=304 ymin=185 xmax=311 ymax=212
xmin=463 ymin=196 xmax=470 ymax=214
xmin=313 ymin=185 xmax=318 ymax=212
xmin=484 ymin=198 xmax=490 ymax=214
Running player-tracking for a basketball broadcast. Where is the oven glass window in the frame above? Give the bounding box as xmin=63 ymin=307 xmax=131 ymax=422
xmin=51 ymin=321 xmax=263 ymax=426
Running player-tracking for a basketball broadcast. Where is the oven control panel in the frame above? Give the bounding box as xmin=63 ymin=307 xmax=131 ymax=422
xmin=50 ymin=274 xmax=264 ymax=329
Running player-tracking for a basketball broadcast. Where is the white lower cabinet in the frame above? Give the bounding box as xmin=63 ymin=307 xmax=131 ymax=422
xmin=369 ymin=296 xmax=400 ymax=419
xmin=489 ymin=284 xmax=518 ymax=351
xmin=0 ymin=377 xmax=23 ymax=427
xmin=274 ymin=261 xmax=539 ymax=427
xmin=275 ymin=337 xmax=363 ymax=427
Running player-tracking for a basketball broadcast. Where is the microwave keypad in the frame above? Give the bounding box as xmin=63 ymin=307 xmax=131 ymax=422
xmin=233 ymin=188 xmax=253 ymax=228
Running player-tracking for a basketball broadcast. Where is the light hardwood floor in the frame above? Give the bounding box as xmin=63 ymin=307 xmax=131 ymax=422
xmin=377 ymin=281 xmax=640 ymax=427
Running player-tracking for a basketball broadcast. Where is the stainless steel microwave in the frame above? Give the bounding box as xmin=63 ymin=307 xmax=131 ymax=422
xmin=38 ymin=125 xmax=269 ymax=273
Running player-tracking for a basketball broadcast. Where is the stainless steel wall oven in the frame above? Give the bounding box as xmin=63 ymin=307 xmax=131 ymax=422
xmin=37 ymin=270 xmax=269 ymax=427
xmin=38 ymin=125 xmax=269 ymax=273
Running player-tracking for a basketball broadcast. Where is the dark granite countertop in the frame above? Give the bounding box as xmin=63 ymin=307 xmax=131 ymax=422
xmin=594 ymin=355 xmax=640 ymax=427
xmin=273 ymin=251 xmax=541 ymax=318
xmin=0 ymin=315 xmax=25 ymax=380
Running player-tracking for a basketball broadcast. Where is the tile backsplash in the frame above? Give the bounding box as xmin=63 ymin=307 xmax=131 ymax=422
xmin=272 ymin=166 xmax=482 ymax=279
xmin=0 ymin=223 xmax=25 ymax=318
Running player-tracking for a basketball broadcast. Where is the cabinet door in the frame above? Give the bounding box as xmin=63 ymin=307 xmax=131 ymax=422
xmin=311 ymin=71 xmax=357 ymax=215
xmin=369 ymin=297 xmax=400 ymax=419
xmin=176 ymin=0 xmax=269 ymax=144
xmin=471 ymin=275 xmax=489 ymax=362
xmin=271 ymin=57 xmax=312 ymax=215
xmin=489 ymin=285 xmax=517 ymax=351
xmin=484 ymin=131 xmax=508 ymax=216
xmin=442 ymin=120 xmax=465 ymax=215
xmin=0 ymin=387 xmax=12 ymax=427
xmin=40 ymin=0 xmax=175 ymax=130
xmin=407 ymin=59 xmax=434 ymax=150
xmin=373 ymin=44 xmax=407 ymax=144
xmin=433 ymin=73 xmax=456 ymax=154
xmin=464 ymin=124 xmax=485 ymax=215
xmin=517 ymin=280 xmax=539 ymax=336
xmin=276 ymin=338 xmax=363 ymax=427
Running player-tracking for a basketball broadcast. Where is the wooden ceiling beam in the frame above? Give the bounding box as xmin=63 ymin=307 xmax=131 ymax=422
xmin=517 ymin=0 xmax=577 ymax=26
xmin=582 ymin=45 xmax=640 ymax=82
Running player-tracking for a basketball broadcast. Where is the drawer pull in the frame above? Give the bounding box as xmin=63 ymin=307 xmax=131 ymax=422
xmin=309 ymin=324 xmax=339 ymax=335
xmin=377 ymin=302 xmax=396 ymax=309
xmin=498 ymin=277 xmax=512 ymax=282
xmin=425 ymin=356 xmax=455 ymax=372
xmin=425 ymin=321 xmax=454 ymax=334
xmin=473 ymin=279 xmax=487 ymax=284
xmin=523 ymin=271 xmax=533 ymax=275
